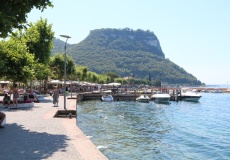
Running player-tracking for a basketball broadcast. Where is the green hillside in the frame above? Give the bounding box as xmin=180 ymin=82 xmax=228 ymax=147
xmin=52 ymin=38 xmax=72 ymax=54
xmin=52 ymin=28 xmax=201 ymax=85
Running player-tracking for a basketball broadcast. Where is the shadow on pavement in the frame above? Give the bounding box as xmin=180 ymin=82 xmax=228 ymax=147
xmin=0 ymin=123 xmax=69 ymax=159
xmin=38 ymin=99 xmax=52 ymax=103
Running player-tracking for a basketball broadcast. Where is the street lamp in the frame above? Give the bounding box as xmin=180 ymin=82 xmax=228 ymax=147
xmin=60 ymin=35 xmax=71 ymax=110
xmin=71 ymin=67 xmax=73 ymax=98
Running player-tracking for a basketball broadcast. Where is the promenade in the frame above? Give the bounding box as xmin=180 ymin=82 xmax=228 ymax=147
xmin=0 ymin=95 xmax=108 ymax=160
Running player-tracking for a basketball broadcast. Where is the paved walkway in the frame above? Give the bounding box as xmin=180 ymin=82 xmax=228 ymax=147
xmin=0 ymin=95 xmax=108 ymax=160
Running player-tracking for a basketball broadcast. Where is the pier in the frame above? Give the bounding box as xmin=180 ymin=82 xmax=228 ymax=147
xmin=75 ymin=87 xmax=230 ymax=102
xmin=76 ymin=90 xmax=182 ymax=102
xmin=77 ymin=92 xmax=142 ymax=101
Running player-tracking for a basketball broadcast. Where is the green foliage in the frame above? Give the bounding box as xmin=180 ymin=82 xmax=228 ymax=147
xmin=77 ymin=28 xmax=165 ymax=58
xmin=152 ymin=79 xmax=161 ymax=87
xmin=104 ymin=72 xmax=119 ymax=82
xmin=0 ymin=39 xmax=35 ymax=83
xmin=23 ymin=18 xmax=54 ymax=64
xmin=0 ymin=18 xmax=54 ymax=84
xmin=0 ymin=0 xmax=53 ymax=38
xmin=114 ymin=78 xmax=128 ymax=84
xmin=49 ymin=53 xmax=76 ymax=80
xmin=134 ymin=79 xmax=149 ymax=85
xmin=51 ymin=38 xmax=72 ymax=55
xmin=34 ymin=63 xmax=50 ymax=81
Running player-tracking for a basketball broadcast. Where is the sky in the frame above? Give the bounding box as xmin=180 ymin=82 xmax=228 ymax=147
xmin=27 ymin=0 xmax=230 ymax=85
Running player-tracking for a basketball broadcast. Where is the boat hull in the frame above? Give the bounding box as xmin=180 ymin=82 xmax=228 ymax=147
xmin=101 ymin=95 xmax=114 ymax=102
xmin=136 ymin=99 xmax=150 ymax=103
xmin=182 ymin=96 xmax=201 ymax=102
xmin=180 ymin=88 xmax=202 ymax=102
xmin=151 ymin=93 xmax=170 ymax=104
xmin=136 ymin=95 xmax=150 ymax=103
xmin=153 ymin=97 xmax=170 ymax=104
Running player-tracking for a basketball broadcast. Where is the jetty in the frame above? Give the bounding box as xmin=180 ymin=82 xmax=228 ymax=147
xmin=76 ymin=90 xmax=181 ymax=102
xmin=75 ymin=87 xmax=230 ymax=102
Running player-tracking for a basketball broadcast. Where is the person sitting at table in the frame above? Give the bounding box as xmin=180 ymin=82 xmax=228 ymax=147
xmin=29 ymin=90 xmax=39 ymax=103
xmin=2 ymin=91 xmax=11 ymax=107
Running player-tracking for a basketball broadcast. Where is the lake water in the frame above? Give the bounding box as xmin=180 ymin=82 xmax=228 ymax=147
xmin=77 ymin=93 xmax=230 ymax=160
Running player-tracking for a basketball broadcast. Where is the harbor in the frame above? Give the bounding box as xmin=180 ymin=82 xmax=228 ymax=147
xmin=76 ymin=87 xmax=229 ymax=102
xmin=76 ymin=93 xmax=230 ymax=160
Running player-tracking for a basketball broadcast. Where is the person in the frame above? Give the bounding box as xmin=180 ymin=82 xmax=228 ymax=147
xmin=52 ymin=86 xmax=59 ymax=106
xmin=2 ymin=91 xmax=11 ymax=107
xmin=12 ymin=84 xmax=19 ymax=108
xmin=66 ymin=86 xmax=69 ymax=95
xmin=0 ymin=111 xmax=6 ymax=128
xmin=29 ymin=90 xmax=39 ymax=103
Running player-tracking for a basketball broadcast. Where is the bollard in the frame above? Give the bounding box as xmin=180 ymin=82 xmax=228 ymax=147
xmin=69 ymin=113 xmax=72 ymax=119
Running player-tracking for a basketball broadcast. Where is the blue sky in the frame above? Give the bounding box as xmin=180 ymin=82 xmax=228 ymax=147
xmin=27 ymin=0 xmax=230 ymax=85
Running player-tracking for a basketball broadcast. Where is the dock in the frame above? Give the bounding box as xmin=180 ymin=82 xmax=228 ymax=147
xmin=76 ymin=90 xmax=182 ymax=102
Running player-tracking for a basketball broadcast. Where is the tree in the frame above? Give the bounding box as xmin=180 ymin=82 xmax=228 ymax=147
xmin=23 ymin=18 xmax=54 ymax=65
xmin=92 ymin=74 xmax=98 ymax=83
xmin=148 ymin=73 xmax=151 ymax=82
xmin=34 ymin=63 xmax=50 ymax=81
xmin=82 ymin=67 xmax=88 ymax=81
xmin=114 ymin=78 xmax=127 ymax=84
xmin=104 ymin=72 xmax=119 ymax=82
xmin=0 ymin=0 xmax=53 ymax=38
xmin=0 ymin=39 xmax=35 ymax=83
xmin=49 ymin=53 xmax=75 ymax=80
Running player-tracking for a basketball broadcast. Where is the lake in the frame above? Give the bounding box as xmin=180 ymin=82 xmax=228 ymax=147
xmin=77 ymin=93 xmax=230 ymax=160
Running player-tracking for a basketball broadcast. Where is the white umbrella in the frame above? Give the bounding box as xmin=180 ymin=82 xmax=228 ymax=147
xmin=61 ymin=81 xmax=71 ymax=85
xmin=0 ymin=81 xmax=10 ymax=84
xmin=71 ymin=81 xmax=81 ymax=84
xmin=108 ymin=82 xmax=121 ymax=86
xmin=48 ymin=80 xmax=62 ymax=84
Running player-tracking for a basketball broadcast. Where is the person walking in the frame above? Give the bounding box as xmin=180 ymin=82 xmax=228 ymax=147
xmin=52 ymin=86 xmax=59 ymax=106
xmin=12 ymin=84 xmax=19 ymax=109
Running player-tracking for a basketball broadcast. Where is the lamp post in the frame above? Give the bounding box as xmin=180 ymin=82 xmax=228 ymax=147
xmin=71 ymin=67 xmax=73 ymax=98
xmin=160 ymin=72 xmax=162 ymax=92
xmin=60 ymin=35 xmax=71 ymax=110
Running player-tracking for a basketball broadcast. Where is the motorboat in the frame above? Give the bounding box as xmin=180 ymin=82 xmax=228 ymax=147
xmin=211 ymin=90 xmax=222 ymax=93
xmin=180 ymin=88 xmax=202 ymax=102
xmin=136 ymin=95 xmax=150 ymax=103
xmin=101 ymin=95 xmax=114 ymax=102
xmin=151 ymin=91 xmax=170 ymax=104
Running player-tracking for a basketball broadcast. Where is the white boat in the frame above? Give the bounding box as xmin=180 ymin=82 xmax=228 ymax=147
xmin=151 ymin=92 xmax=170 ymax=104
xmin=136 ymin=95 xmax=150 ymax=103
xmin=101 ymin=95 xmax=114 ymax=102
xmin=180 ymin=88 xmax=202 ymax=102
xmin=211 ymin=90 xmax=222 ymax=93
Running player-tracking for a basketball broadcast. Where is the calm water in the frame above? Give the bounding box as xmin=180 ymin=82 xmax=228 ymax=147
xmin=77 ymin=93 xmax=230 ymax=160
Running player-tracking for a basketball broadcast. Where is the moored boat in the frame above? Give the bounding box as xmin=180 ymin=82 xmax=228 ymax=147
xmin=101 ymin=95 xmax=114 ymax=102
xmin=136 ymin=95 xmax=150 ymax=103
xmin=211 ymin=90 xmax=222 ymax=93
xmin=151 ymin=91 xmax=170 ymax=104
xmin=180 ymin=88 xmax=202 ymax=102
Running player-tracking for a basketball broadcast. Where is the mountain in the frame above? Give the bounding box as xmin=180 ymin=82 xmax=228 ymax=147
xmin=52 ymin=28 xmax=201 ymax=85
xmin=52 ymin=38 xmax=72 ymax=54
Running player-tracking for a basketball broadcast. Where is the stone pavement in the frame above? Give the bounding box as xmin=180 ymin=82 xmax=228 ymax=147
xmin=0 ymin=95 xmax=108 ymax=160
